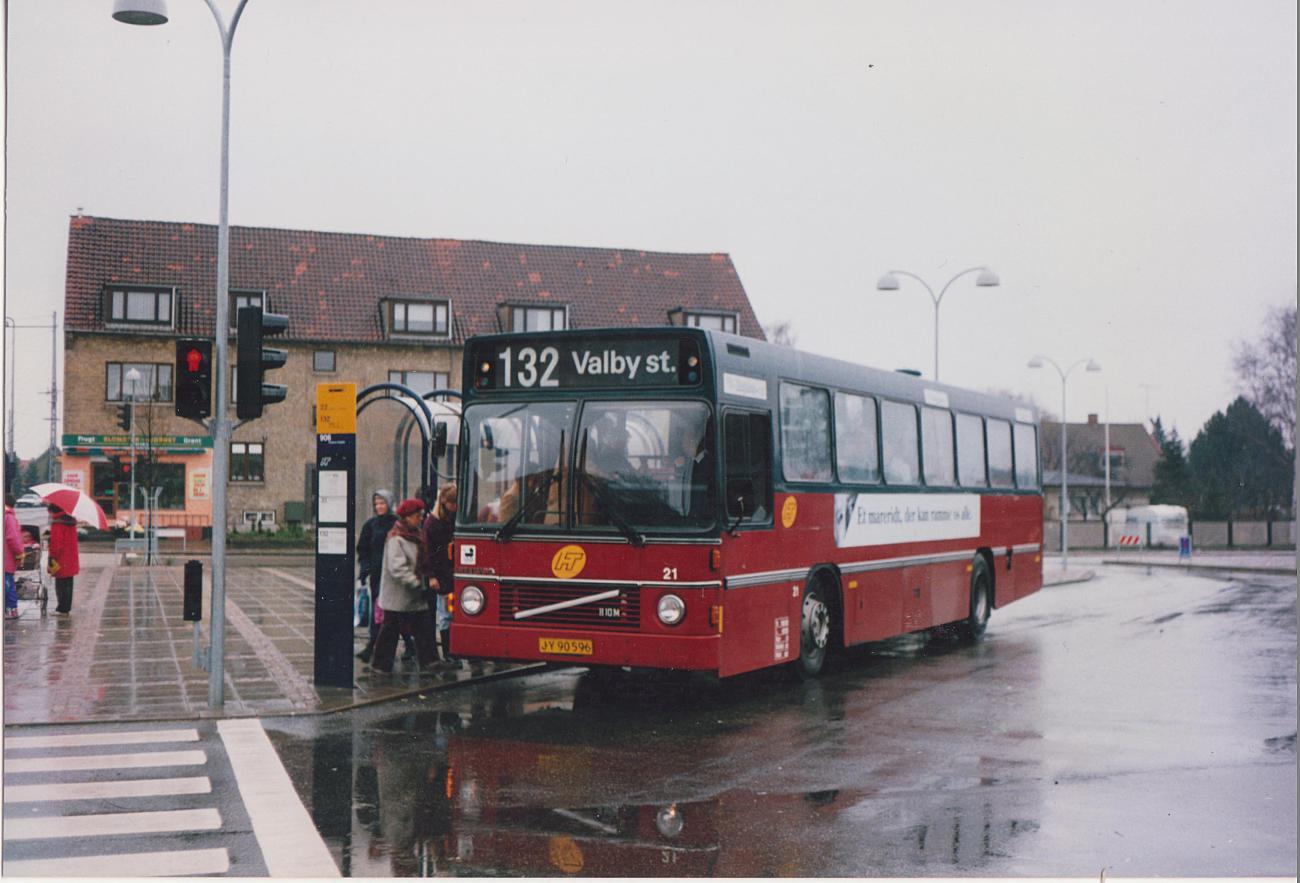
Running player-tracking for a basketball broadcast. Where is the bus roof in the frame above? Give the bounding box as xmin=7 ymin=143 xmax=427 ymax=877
xmin=703 ymin=328 xmax=1039 ymax=424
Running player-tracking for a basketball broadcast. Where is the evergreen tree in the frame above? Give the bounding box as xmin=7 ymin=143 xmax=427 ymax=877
xmin=1188 ymin=397 xmax=1292 ymax=518
xmin=1150 ymin=416 xmax=1192 ymax=508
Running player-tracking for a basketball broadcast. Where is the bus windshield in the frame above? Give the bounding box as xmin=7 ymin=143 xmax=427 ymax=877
xmin=461 ymin=400 xmax=717 ymax=533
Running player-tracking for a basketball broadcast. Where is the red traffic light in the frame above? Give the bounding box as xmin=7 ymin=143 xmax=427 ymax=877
xmin=185 ymin=347 xmax=205 ymax=373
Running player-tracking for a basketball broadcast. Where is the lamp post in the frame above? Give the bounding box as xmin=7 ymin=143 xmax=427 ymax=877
xmin=125 ymin=367 xmax=141 ymax=538
xmin=876 ymin=266 xmax=1000 ymax=381
xmin=114 ymin=0 xmax=249 ymax=707
xmin=1028 ymin=355 xmax=1101 ymax=572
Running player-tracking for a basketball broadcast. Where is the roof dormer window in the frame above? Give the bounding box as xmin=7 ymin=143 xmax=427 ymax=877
xmin=104 ymin=285 xmax=175 ymax=329
xmin=387 ymin=298 xmax=450 ymax=338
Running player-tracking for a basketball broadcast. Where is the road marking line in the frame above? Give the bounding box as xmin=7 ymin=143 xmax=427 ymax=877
xmin=3 ymin=807 xmax=221 ymax=841
xmin=4 ymin=776 xmax=212 ymax=803
xmin=5 ymin=729 xmax=200 ymax=750
xmin=2 ymin=847 xmax=230 ymax=877
xmin=217 ymin=719 xmax=339 ymax=877
xmin=4 ymin=749 xmax=207 ymax=774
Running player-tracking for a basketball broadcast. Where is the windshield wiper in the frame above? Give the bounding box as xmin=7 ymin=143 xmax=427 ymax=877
xmin=582 ymin=473 xmax=646 ymax=547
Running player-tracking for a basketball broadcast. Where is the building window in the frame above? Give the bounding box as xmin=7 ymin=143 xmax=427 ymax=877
xmin=388 ymin=370 xmax=449 ymax=396
xmin=106 ymin=363 xmax=173 ymax=402
xmin=389 ymin=299 xmax=450 ymax=337
xmin=230 ymin=442 xmax=264 ymax=482
xmin=313 ymin=351 xmax=336 ymax=372
xmin=679 ymin=310 xmax=738 ymax=333
xmin=508 ymin=305 xmax=567 ymax=332
xmin=104 ymin=286 xmax=174 ymax=328
xmin=230 ymin=290 xmax=267 ymax=328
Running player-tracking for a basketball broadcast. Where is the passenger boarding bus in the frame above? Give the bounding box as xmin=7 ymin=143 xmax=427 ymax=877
xmin=449 ymin=328 xmax=1043 ymax=677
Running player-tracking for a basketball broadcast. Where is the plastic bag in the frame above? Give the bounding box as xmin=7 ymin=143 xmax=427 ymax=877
xmin=354 ymin=580 xmax=371 ymax=629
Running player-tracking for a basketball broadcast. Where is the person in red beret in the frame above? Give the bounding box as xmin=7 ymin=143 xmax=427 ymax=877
xmin=370 ymin=498 xmax=440 ymax=672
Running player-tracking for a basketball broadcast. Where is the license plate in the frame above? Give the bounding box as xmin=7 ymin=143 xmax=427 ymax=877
xmin=539 ymin=637 xmax=593 ymax=656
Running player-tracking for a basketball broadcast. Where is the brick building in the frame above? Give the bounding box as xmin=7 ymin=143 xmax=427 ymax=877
xmin=62 ymin=215 xmax=762 ymax=533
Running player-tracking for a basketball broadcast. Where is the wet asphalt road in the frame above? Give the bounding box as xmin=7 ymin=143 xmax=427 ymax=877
xmin=266 ymin=566 xmax=1296 ymax=877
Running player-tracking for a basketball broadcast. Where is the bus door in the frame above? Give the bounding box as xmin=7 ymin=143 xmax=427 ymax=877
xmin=718 ymin=408 xmax=780 ymax=677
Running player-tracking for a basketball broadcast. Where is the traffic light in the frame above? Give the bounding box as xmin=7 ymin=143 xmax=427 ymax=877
xmin=236 ymin=306 xmax=288 ymax=420
xmin=111 ymin=456 xmax=132 ymax=482
xmin=175 ymin=339 xmax=213 ymax=420
xmin=116 ymin=404 xmax=132 ymax=432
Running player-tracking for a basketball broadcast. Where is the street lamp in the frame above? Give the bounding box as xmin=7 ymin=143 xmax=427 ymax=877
xmin=115 ymin=0 xmax=250 ymax=707
xmin=125 ymin=367 xmax=141 ymax=537
xmin=876 ymin=266 xmax=1000 ymax=381
xmin=1028 ymin=354 xmax=1101 ymax=572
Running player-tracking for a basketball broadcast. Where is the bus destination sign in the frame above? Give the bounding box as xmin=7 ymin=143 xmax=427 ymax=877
xmin=472 ymin=337 xmax=702 ymax=390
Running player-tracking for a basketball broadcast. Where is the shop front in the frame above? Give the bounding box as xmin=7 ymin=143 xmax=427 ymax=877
xmin=60 ymin=433 xmax=214 ymax=537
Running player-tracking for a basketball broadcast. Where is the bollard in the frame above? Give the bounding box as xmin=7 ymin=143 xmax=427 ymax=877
xmin=183 ymin=560 xmax=203 ymax=622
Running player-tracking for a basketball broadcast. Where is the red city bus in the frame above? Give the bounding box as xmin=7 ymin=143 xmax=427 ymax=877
xmin=449 ymin=327 xmax=1042 ymax=677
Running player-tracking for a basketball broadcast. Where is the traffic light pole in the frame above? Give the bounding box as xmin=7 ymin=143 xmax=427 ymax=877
xmin=128 ymin=393 xmax=136 ymax=538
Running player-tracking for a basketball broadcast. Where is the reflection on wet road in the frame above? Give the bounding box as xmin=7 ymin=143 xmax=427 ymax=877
xmin=267 ymin=567 xmax=1296 ymax=877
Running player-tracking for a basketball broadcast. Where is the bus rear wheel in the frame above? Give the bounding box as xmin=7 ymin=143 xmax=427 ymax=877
xmin=955 ymin=555 xmax=992 ymax=643
xmin=797 ymin=581 xmax=832 ymax=678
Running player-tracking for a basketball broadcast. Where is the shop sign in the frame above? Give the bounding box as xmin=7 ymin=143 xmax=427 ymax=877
xmin=62 ymin=433 xmax=212 ymax=454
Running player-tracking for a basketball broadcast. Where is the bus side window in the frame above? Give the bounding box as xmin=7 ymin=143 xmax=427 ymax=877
xmin=1013 ymin=422 xmax=1039 ymax=488
xmin=881 ymin=400 xmax=920 ymax=486
xmin=987 ymin=418 xmax=1014 ymax=488
xmin=724 ymin=410 xmax=772 ymax=523
xmin=955 ymin=412 xmax=988 ymax=487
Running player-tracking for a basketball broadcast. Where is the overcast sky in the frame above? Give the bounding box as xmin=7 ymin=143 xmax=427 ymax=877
xmin=3 ymin=0 xmax=1296 ymax=458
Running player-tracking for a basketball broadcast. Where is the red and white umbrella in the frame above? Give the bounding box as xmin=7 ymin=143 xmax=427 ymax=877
xmin=28 ymin=483 xmax=110 ymax=531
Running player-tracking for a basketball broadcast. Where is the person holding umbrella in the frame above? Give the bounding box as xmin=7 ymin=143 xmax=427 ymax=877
xmin=25 ymin=482 xmax=106 ymax=615
xmin=48 ymin=504 xmax=80 ymax=614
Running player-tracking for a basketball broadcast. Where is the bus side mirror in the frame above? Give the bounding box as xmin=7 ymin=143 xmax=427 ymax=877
xmin=727 ymin=478 xmax=757 ymax=518
xmin=432 ymin=421 xmax=449 ymax=459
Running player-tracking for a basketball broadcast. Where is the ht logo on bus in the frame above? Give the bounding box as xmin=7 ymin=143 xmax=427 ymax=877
xmin=551 ymin=545 xmax=587 ymax=579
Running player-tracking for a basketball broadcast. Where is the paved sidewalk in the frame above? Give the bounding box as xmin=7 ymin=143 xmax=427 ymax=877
xmin=1098 ymin=549 xmax=1295 ymax=575
xmin=2 ymin=556 xmax=538 ymax=727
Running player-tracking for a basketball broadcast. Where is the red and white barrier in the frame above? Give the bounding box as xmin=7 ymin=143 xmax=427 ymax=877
xmin=1115 ymin=534 xmax=1143 ymax=547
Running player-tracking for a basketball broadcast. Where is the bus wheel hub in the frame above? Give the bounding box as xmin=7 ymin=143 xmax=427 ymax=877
xmin=803 ymin=594 xmax=829 ymax=650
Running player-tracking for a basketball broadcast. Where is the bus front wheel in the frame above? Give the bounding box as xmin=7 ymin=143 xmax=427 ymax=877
xmin=796 ymin=582 xmax=832 ymax=678
xmin=956 ymin=556 xmax=992 ymax=642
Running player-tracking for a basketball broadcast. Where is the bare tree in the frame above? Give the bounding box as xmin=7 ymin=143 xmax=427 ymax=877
xmin=763 ymin=320 xmax=798 ymax=348
xmin=1233 ymin=303 xmax=1296 ymax=449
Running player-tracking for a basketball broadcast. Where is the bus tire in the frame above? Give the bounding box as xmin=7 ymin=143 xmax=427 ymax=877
xmin=796 ymin=579 xmax=832 ymax=678
xmin=956 ymin=555 xmax=992 ymax=642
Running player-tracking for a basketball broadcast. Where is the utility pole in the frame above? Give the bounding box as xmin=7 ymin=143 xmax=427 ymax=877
xmin=47 ymin=311 xmax=58 ymax=482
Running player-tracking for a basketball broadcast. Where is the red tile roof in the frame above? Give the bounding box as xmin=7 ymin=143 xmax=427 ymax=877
xmin=64 ymin=216 xmax=763 ymax=344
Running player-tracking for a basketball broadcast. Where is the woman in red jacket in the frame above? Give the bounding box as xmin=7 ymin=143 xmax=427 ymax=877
xmin=47 ymin=505 xmax=80 ymax=614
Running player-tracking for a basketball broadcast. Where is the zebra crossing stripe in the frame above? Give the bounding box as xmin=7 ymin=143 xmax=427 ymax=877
xmin=4 ymin=776 xmax=212 ymax=803
xmin=3 ymin=807 xmax=221 ymax=840
xmin=2 ymin=847 xmax=230 ymax=877
xmin=5 ymin=729 xmax=200 ymax=750
xmin=4 ymin=750 xmax=206 ymax=774
xmin=217 ymin=719 xmax=339 ymax=877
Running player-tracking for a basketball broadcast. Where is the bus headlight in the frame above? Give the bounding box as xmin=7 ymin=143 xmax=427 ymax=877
xmin=460 ymin=585 xmax=485 ymax=616
xmin=657 ymin=594 xmax=685 ymax=626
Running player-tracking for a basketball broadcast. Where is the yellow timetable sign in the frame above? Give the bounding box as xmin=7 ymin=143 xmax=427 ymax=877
xmin=316 ymin=383 xmax=357 ymax=434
